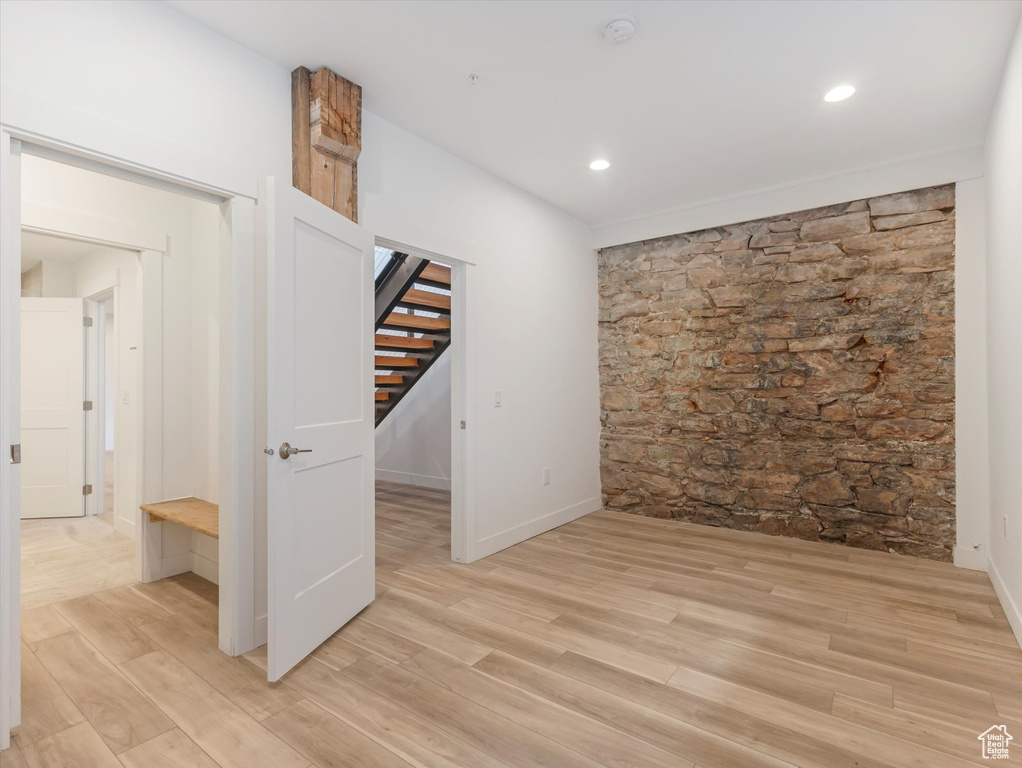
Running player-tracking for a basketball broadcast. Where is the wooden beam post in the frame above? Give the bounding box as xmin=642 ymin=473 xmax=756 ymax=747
xmin=291 ymin=66 xmax=362 ymax=222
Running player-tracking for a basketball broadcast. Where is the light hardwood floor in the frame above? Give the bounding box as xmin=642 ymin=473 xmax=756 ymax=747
xmin=4 ymin=480 xmax=1020 ymax=767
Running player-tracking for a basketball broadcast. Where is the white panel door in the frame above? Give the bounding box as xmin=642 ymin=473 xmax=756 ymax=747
xmin=265 ymin=178 xmax=375 ymax=682
xmin=20 ymin=297 xmax=85 ymax=519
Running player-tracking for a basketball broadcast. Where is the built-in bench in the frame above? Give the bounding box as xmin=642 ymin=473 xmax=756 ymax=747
xmin=141 ymin=497 xmax=219 ymax=538
xmin=138 ymin=498 xmax=219 ymax=585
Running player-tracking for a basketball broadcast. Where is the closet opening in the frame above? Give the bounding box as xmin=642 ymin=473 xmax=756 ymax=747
xmin=18 ymin=150 xmax=226 ymax=651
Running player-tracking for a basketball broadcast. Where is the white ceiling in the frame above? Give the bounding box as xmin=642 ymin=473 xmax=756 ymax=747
xmin=21 ymin=231 xmax=132 ymax=272
xmin=164 ymin=0 xmax=1021 ymax=228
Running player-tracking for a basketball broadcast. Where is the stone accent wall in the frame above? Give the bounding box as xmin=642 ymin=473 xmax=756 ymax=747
xmin=598 ymin=185 xmax=955 ymax=560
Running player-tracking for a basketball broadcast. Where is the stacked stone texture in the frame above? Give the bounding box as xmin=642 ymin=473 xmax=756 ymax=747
xmin=598 ymin=185 xmax=955 ymax=560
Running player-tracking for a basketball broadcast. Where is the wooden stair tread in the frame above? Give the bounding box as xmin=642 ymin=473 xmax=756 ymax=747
xmin=376 ymin=355 xmax=419 ymax=369
xmin=399 ymin=289 xmax=451 ymax=311
xmin=376 ymin=374 xmax=404 ymax=385
xmin=382 ymin=313 xmax=450 ymax=332
xmin=141 ymin=497 xmax=219 ymax=539
xmin=375 ymin=334 xmax=434 ymax=350
xmin=375 ymin=392 xmax=389 ymax=401
xmin=419 ymin=262 xmax=451 ymax=286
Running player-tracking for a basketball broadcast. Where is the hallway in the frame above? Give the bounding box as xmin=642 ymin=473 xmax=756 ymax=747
xmin=6 ymin=483 xmax=1021 ymax=767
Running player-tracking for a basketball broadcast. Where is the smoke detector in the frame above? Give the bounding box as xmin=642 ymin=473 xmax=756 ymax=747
xmin=604 ymin=16 xmax=636 ymax=45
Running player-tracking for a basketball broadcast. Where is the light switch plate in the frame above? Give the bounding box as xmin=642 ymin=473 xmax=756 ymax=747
xmin=494 ymin=390 xmax=502 ymax=408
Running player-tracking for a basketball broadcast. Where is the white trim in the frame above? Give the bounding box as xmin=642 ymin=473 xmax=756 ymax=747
xmin=219 ymin=196 xmax=257 ymax=656
xmin=988 ymin=554 xmax=1022 ymax=651
xmin=473 ymin=496 xmax=601 ymax=561
xmin=1 ymin=91 xmax=256 ymax=200
xmin=22 ymin=143 xmax=227 ymax=207
xmin=160 ymin=550 xmax=193 ymax=579
xmin=953 ymin=546 xmax=988 ymax=572
xmin=22 ymin=201 xmax=165 ymax=253
xmin=450 ymin=260 xmax=474 ymax=562
xmin=0 ymin=131 xmax=23 ymax=751
xmin=84 ymin=298 xmax=102 ymax=518
xmin=135 ymin=249 xmax=163 ymax=584
xmin=375 ymin=468 xmax=451 ymax=491
xmin=593 ymin=145 xmax=985 ymax=248
xmin=191 ymin=552 xmax=219 ymax=586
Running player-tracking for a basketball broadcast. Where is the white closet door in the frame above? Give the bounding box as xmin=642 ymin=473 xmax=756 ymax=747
xmin=21 ymin=297 xmax=85 ymax=519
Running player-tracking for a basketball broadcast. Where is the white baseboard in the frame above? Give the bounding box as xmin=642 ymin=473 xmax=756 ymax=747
xmin=113 ymin=515 xmax=135 ymax=540
xmin=953 ymin=546 xmax=987 ymax=571
xmin=473 ymin=496 xmax=602 ymax=561
xmin=376 ymin=468 xmax=451 ymax=491
xmin=190 ymin=553 xmax=219 ymax=585
xmin=987 ymin=555 xmax=1022 ymax=651
xmin=160 ymin=551 xmax=192 ymax=579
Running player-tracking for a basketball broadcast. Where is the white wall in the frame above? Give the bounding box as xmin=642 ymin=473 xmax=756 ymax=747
xmin=953 ymin=180 xmax=991 ymax=570
xmin=20 ymin=156 xmax=221 ymax=542
xmin=376 ymin=351 xmax=453 ymax=491
xmin=361 ymin=112 xmax=602 ymax=558
xmin=984 ymin=18 xmax=1022 ymax=646
xmin=190 ymin=200 xmax=221 ymax=504
xmin=40 ymin=261 xmax=74 ymax=298
xmin=0 ymin=0 xmax=290 ymax=195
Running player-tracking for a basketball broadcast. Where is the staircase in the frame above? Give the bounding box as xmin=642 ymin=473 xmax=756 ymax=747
xmin=374 ymin=249 xmax=451 ymax=426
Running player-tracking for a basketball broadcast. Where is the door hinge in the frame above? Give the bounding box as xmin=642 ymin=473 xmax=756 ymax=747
xmin=10 ymin=444 xmax=21 ymax=464
xmin=83 ymin=317 xmax=94 ymax=327
xmin=83 ymin=400 xmax=94 ymax=411
xmin=82 ymin=484 xmax=93 ymax=496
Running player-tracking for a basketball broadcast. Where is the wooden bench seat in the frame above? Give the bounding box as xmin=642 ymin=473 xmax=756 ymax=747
xmin=141 ymin=497 xmax=219 ymax=539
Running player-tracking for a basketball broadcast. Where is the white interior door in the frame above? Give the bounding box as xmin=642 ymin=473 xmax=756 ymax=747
xmin=20 ymin=297 xmax=85 ymax=519
xmin=264 ymin=178 xmax=375 ymax=682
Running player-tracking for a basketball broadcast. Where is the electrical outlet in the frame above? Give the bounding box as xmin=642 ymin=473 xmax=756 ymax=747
xmin=121 ymin=388 xmax=130 ymax=405
xmin=494 ymin=390 xmax=502 ymax=408
xmin=543 ymin=467 xmax=550 ymax=485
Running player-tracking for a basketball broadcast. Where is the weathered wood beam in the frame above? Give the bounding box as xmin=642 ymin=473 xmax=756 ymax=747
xmin=291 ymin=66 xmax=362 ymax=222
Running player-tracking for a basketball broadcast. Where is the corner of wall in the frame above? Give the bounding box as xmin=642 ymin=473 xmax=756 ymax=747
xmin=953 ymin=178 xmax=990 ymax=571
xmin=988 ymin=552 xmax=1022 ymax=650
xmin=982 ymin=12 xmax=1022 ymax=650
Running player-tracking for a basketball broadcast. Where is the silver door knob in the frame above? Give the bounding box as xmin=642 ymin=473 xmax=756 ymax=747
xmin=279 ymin=442 xmax=312 ymax=460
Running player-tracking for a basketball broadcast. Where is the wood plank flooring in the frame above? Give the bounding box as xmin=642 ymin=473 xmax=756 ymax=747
xmin=5 ymin=480 xmax=1020 ymax=767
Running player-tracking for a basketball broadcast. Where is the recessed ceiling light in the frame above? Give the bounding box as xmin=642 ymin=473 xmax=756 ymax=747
xmin=824 ymin=84 xmax=855 ymax=103
xmin=589 ymin=159 xmax=611 ymax=171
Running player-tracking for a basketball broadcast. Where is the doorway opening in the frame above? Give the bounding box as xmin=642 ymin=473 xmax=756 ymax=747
xmin=19 ymin=231 xmax=132 ymax=535
xmin=15 ymin=151 xmax=227 ymax=676
xmin=373 ymin=242 xmax=461 ymax=568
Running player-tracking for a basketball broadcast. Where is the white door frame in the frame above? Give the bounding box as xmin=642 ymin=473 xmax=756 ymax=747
xmin=1 ymin=133 xmax=24 ymax=745
xmin=375 ymin=237 xmax=473 ymax=563
xmin=83 ymin=290 xmax=114 ymax=521
xmin=0 ymin=125 xmax=258 ymax=749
